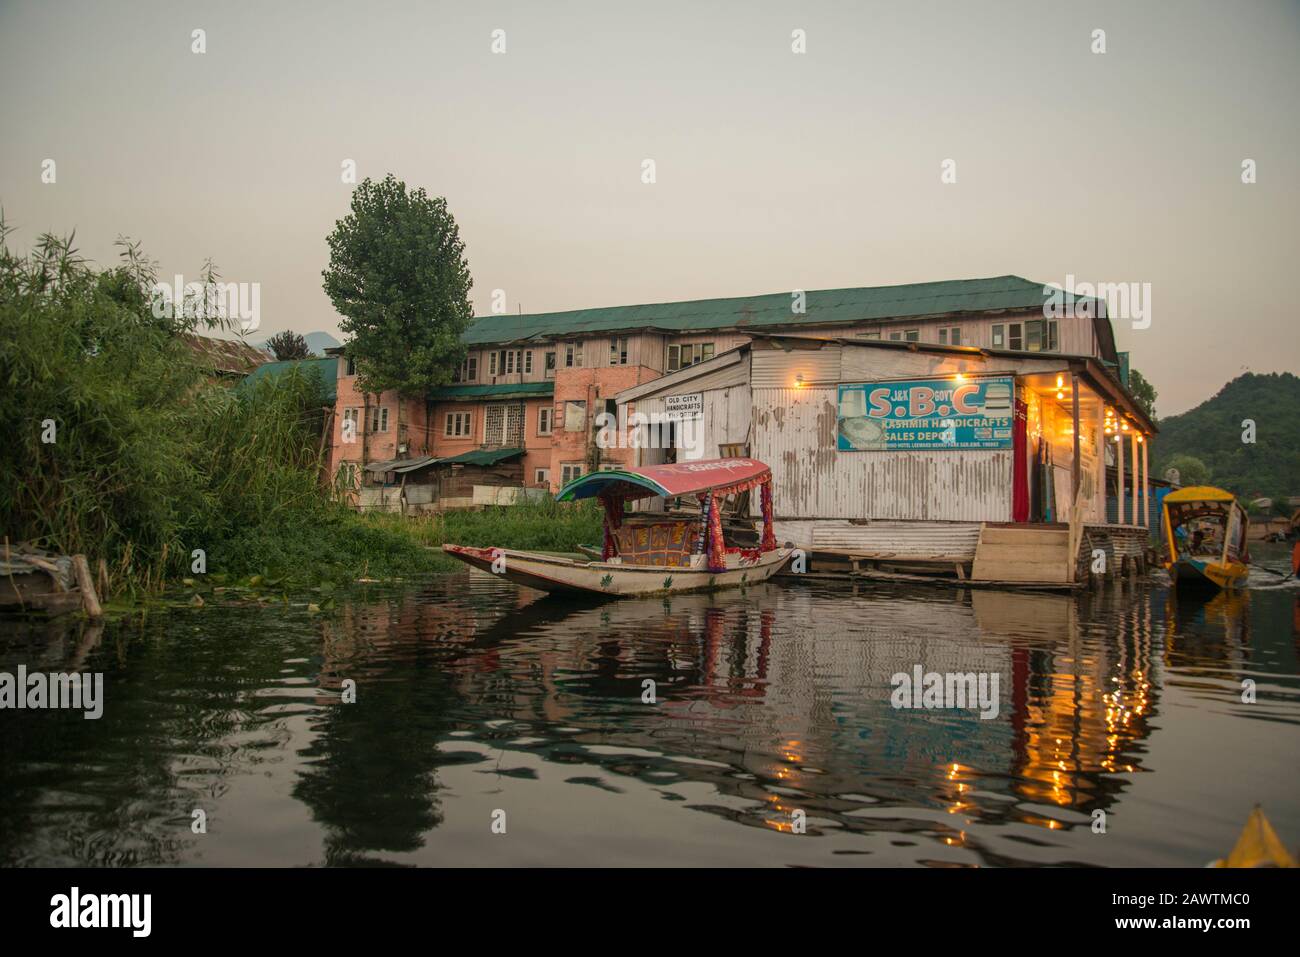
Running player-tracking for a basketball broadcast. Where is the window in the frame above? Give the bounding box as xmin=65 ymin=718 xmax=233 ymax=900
xmin=564 ymin=341 xmax=583 ymax=368
xmin=534 ymin=468 xmax=550 ymax=486
xmin=454 ymin=355 xmax=477 ymax=383
xmin=667 ymin=342 xmax=714 ymax=371
xmin=991 ymin=321 xmax=1054 ymax=352
xmin=524 ymin=351 xmax=533 ymax=374
xmin=342 ymin=407 xmax=360 ymax=442
xmin=344 ymin=356 xmax=356 ymax=376
xmin=489 ymin=352 xmax=498 ymax=376
xmin=544 ymin=351 xmax=556 ymax=378
xmin=561 ymin=463 xmax=585 ymax=484
xmin=564 ymin=400 xmax=586 ymax=432
xmin=538 ymin=406 xmax=553 ymax=435
xmin=610 ymin=337 xmax=629 ymax=365
xmin=484 ymin=403 xmax=524 ymax=446
xmin=1023 ymin=318 xmax=1058 ymax=352
xmin=445 ymin=411 xmax=472 ymax=437
xmin=368 ymin=406 xmax=389 ymax=433
xmin=938 ymin=326 xmax=961 ymax=345
xmin=904 ymin=329 xmax=919 ymax=342
xmin=504 ymin=350 xmax=521 ymax=375
xmin=858 ymin=331 xmax=881 ymax=339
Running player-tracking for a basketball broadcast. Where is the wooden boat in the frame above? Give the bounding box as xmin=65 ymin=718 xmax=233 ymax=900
xmin=1161 ymin=486 xmax=1250 ymax=591
xmin=1210 ymin=805 xmax=1297 ymax=868
xmin=0 ymin=546 xmax=102 ymax=618
xmin=442 ymin=458 xmax=792 ymax=597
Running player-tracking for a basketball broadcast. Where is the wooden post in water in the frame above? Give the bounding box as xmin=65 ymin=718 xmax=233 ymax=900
xmin=1141 ymin=437 xmax=1150 ymax=530
xmin=1129 ymin=431 xmax=1138 ymax=528
xmin=72 ymin=554 xmax=103 ymax=620
xmin=1070 ymin=372 xmax=1081 ymax=512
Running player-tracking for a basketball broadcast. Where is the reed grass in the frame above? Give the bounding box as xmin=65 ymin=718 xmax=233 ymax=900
xmin=0 ymin=222 xmax=602 ymax=598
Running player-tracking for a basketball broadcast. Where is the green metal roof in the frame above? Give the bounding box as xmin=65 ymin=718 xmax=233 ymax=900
xmin=427 ymin=382 xmax=554 ymax=401
xmin=462 ymin=275 xmax=1082 ymax=345
xmin=241 ymin=357 xmax=338 ymax=402
xmin=438 ymin=447 xmax=524 ymax=467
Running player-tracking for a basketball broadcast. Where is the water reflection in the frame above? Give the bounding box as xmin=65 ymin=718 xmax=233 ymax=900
xmin=1 ymin=564 xmax=1298 ymax=867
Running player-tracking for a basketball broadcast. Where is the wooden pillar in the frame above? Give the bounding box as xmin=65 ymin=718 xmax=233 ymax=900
xmin=1129 ymin=431 xmax=1139 ymax=528
xmin=1141 ymin=437 xmax=1150 ymax=530
xmin=1115 ymin=428 xmax=1124 ymax=525
xmin=1070 ymin=373 xmax=1081 ymax=515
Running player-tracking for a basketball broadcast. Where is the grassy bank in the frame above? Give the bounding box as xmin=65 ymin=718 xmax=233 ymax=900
xmin=0 ymin=224 xmax=602 ymax=603
xmin=364 ymin=498 xmax=603 ymax=563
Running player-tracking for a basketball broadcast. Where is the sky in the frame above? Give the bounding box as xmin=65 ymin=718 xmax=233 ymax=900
xmin=1 ymin=0 xmax=1297 ymax=416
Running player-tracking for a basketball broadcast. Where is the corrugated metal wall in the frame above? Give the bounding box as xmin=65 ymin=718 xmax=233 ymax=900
xmin=751 ymin=343 xmax=842 ymax=388
xmin=630 ymin=385 xmax=751 ymax=462
xmin=810 ymin=521 xmax=982 ymax=560
xmin=753 ymin=387 xmax=1013 ymax=522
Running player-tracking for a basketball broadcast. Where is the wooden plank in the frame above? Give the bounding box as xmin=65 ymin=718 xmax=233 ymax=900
xmin=71 ymin=554 xmax=103 ymax=619
xmin=972 ymin=558 xmax=1069 ymax=583
xmin=970 ymin=543 xmax=1068 ymax=565
xmin=978 ymin=527 xmax=1069 ymax=545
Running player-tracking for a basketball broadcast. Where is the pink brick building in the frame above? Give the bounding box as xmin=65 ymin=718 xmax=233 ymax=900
xmin=323 ymin=275 xmax=1122 ymax=501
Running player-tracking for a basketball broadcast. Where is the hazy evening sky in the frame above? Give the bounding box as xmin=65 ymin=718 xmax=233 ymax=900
xmin=2 ymin=0 xmax=1297 ymax=415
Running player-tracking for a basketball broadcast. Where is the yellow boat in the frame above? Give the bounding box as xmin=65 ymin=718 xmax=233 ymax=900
xmin=1162 ymin=486 xmax=1250 ymax=591
xmin=1210 ymin=806 xmax=1297 ymax=868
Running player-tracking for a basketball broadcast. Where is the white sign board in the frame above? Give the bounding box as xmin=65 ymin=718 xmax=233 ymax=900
xmin=664 ymin=393 xmax=703 ymax=420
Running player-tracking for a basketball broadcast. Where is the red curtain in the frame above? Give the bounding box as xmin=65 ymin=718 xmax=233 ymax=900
xmin=600 ymin=492 xmax=622 ymax=560
xmin=1012 ymin=398 xmax=1029 ymax=522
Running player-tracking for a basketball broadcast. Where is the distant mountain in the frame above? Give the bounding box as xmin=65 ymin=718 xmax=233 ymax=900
xmin=252 ymin=330 xmax=341 ymax=357
xmin=303 ymin=331 xmax=341 ymax=355
xmin=1152 ymin=372 xmax=1300 ymax=498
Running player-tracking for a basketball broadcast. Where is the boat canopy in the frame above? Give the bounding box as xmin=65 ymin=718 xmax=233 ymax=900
xmin=556 ymin=458 xmax=773 ymax=503
xmin=1164 ymin=486 xmax=1237 ymax=504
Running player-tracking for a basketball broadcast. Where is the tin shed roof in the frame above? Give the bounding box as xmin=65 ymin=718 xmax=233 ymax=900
xmin=462 ymin=276 xmax=1092 ymax=344
xmin=438 ymin=448 xmax=525 ymax=467
xmin=242 ymin=358 xmax=339 ymax=402
xmin=181 ymin=333 xmax=272 ymax=375
xmin=427 ymin=382 xmax=554 ymax=401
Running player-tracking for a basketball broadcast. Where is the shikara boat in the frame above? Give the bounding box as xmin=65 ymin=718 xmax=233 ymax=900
xmin=1162 ymin=486 xmax=1250 ymax=591
xmin=442 ymin=458 xmax=792 ymax=597
xmin=1210 ymin=805 xmax=1297 ymax=868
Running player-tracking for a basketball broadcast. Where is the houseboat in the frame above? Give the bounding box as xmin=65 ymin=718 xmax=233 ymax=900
xmin=441 ymin=458 xmax=792 ymax=596
xmin=614 ymin=333 xmax=1158 ymax=587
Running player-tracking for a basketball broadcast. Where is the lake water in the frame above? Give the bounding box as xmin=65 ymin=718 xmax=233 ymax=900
xmin=3 ymin=549 xmax=1298 ymax=867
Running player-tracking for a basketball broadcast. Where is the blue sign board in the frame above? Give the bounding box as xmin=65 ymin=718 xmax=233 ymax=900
xmin=837 ymin=376 xmax=1015 ymax=451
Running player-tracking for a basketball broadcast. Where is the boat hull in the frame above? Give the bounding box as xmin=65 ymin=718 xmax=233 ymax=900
xmin=442 ymin=544 xmax=792 ymax=597
xmin=1169 ymin=558 xmax=1249 ymax=591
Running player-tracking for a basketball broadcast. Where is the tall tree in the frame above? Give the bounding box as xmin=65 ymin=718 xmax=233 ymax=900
xmin=266 ymin=330 xmax=313 ymax=361
xmin=1128 ymin=368 xmax=1157 ymax=420
xmin=322 ymin=175 xmax=473 ymax=395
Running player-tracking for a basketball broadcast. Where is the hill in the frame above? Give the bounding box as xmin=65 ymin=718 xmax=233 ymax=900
xmin=1152 ymin=372 xmax=1300 ymax=499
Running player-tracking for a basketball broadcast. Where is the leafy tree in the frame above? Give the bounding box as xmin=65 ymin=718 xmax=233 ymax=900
xmin=1128 ymin=368 xmax=1157 ymax=420
xmin=266 ymin=330 xmax=313 ymax=361
xmin=1162 ymin=453 xmax=1211 ymax=487
xmin=322 ymin=174 xmax=473 ymax=395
